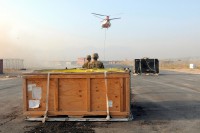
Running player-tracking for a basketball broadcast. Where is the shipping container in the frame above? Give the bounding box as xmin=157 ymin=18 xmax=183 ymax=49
xmin=23 ymin=69 xmax=131 ymax=121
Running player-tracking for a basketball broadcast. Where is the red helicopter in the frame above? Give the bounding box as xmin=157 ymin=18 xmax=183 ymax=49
xmin=92 ymin=13 xmax=121 ymax=29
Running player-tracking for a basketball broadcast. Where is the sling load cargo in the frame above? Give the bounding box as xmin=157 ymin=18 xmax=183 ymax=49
xmin=91 ymin=13 xmax=121 ymax=29
xmin=91 ymin=13 xmax=121 ymax=60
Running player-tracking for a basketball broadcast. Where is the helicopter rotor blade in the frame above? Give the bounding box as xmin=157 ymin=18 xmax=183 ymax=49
xmin=109 ymin=18 xmax=121 ymax=20
xmin=91 ymin=13 xmax=107 ymax=16
xmin=93 ymin=15 xmax=104 ymax=20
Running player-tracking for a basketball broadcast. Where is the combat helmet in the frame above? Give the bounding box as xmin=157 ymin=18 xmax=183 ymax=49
xmin=86 ymin=55 xmax=91 ymax=60
xmin=92 ymin=53 xmax=99 ymax=60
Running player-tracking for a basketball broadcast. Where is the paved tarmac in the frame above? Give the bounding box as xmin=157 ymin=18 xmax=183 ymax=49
xmin=0 ymin=70 xmax=200 ymax=133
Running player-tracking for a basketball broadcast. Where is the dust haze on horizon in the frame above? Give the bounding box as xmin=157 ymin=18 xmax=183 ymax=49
xmin=0 ymin=1 xmax=200 ymax=66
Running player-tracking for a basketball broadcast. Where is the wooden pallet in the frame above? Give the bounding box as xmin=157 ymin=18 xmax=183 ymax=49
xmin=26 ymin=114 xmax=133 ymax=122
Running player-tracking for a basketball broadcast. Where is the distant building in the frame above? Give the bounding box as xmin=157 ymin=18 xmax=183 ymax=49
xmin=66 ymin=61 xmax=72 ymax=65
xmin=42 ymin=61 xmax=73 ymax=69
xmin=3 ymin=59 xmax=24 ymax=70
xmin=77 ymin=58 xmax=86 ymax=66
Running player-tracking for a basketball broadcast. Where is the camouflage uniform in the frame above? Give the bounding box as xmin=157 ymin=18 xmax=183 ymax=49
xmin=88 ymin=60 xmax=104 ymax=69
xmin=88 ymin=53 xmax=104 ymax=69
xmin=82 ymin=55 xmax=91 ymax=69
xmin=82 ymin=61 xmax=90 ymax=68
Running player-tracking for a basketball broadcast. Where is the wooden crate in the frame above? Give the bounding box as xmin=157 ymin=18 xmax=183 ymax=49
xmin=23 ymin=72 xmax=131 ymax=119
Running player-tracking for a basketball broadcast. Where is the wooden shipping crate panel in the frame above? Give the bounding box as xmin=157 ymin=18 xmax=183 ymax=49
xmin=23 ymin=71 xmax=130 ymax=118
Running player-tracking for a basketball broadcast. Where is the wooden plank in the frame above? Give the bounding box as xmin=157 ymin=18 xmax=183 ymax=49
xmin=91 ymin=79 xmax=106 ymax=111
xmin=59 ymin=79 xmax=87 ymax=111
xmin=53 ymin=111 xmax=129 ymax=116
xmin=125 ymin=78 xmax=130 ymax=112
xmin=23 ymin=79 xmax=28 ymax=112
xmin=120 ymin=78 xmax=124 ymax=112
xmin=24 ymin=72 xmax=129 ymax=76
xmin=54 ymin=79 xmax=59 ymax=111
xmin=123 ymin=78 xmax=126 ymax=111
xmin=107 ymin=79 xmax=120 ymax=112
xmin=24 ymin=111 xmax=129 ymax=116
xmin=24 ymin=111 xmax=45 ymax=116
xmin=26 ymin=117 xmax=129 ymax=122
xmin=23 ymin=74 xmax=129 ymax=79
xmin=87 ymin=78 xmax=91 ymax=112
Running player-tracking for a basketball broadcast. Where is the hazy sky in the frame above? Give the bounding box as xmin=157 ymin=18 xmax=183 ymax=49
xmin=0 ymin=0 xmax=200 ymax=62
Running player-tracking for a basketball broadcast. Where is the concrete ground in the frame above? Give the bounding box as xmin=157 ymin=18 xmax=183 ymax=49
xmin=0 ymin=70 xmax=200 ymax=133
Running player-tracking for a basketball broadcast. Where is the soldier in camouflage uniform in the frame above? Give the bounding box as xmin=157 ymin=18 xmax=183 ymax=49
xmin=82 ymin=55 xmax=91 ymax=69
xmin=88 ymin=53 xmax=104 ymax=69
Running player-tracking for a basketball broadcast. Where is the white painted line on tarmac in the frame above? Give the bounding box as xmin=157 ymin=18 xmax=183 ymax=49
xmin=0 ymin=84 xmax=18 ymax=86
xmin=141 ymin=78 xmax=200 ymax=94
xmin=0 ymin=78 xmax=14 ymax=81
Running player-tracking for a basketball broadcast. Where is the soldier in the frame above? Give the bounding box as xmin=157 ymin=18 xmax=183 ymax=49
xmin=82 ymin=55 xmax=91 ymax=69
xmin=88 ymin=53 xmax=104 ymax=69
